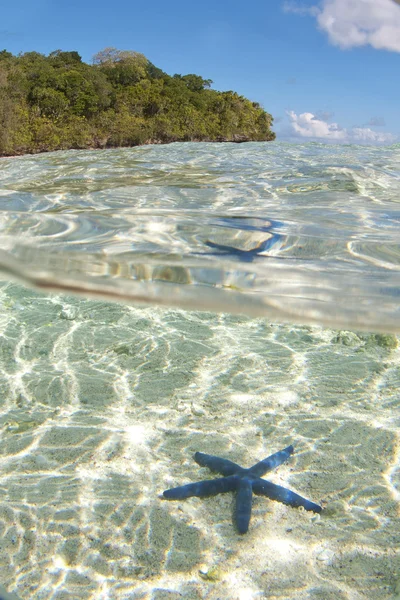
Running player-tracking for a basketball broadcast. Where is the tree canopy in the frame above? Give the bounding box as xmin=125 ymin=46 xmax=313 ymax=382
xmin=0 ymin=47 xmax=275 ymax=156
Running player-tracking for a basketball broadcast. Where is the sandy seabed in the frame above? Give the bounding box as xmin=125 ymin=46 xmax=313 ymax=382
xmin=0 ymin=282 xmax=399 ymax=600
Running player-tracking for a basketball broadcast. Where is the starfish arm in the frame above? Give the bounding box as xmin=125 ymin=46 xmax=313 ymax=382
xmin=204 ymin=240 xmax=231 ymax=254
xmin=249 ymin=236 xmax=280 ymax=254
xmin=248 ymin=445 xmax=294 ymax=477
xmin=204 ymin=241 xmax=254 ymax=262
xmin=252 ymin=479 xmax=322 ymax=513
xmin=204 ymin=237 xmax=280 ymax=258
xmin=163 ymin=475 xmax=237 ymax=499
xmin=236 ymin=479 xmax=253 ymax=534
xmin=194 ymin=452 xmax=241 ymax=476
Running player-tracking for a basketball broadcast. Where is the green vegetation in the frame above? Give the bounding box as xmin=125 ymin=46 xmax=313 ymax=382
xmin=0 ymin=48 xmax=275 ymax=156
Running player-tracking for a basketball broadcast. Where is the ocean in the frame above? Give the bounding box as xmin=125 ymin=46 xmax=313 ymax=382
xmin=0 ymin=142 xmax=399 ymax=599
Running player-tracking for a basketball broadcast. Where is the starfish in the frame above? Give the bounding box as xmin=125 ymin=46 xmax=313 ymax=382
xmin=163 ymin=445 xmax=322 ymax=534
xmin=203 ymin=236 xmax=281 ymax=262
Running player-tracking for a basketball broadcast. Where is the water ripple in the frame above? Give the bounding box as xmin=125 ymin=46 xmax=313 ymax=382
xmin=1 ymin=142 xmax=400 ymax=332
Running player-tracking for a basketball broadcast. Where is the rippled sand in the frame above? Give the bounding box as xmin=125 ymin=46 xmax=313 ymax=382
xmin=0 ymin=282 xmax=399 ymax=599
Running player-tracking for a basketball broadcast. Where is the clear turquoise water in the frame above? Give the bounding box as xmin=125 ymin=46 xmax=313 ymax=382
xmin=0 ymin=143 xmax=399 ymax=599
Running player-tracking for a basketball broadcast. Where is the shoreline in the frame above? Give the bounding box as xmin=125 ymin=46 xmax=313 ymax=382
xmin=0 ymin=136 xmax=273 ymax=160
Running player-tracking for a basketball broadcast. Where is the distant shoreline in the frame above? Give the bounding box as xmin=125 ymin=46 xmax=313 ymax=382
xmin=0 ymin=136 xmax=273 ymax=159
xmin=0 ymin=48 xmax=275 ymax=157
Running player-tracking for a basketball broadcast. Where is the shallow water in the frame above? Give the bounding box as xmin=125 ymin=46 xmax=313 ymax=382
xmin=1 ymin=142 xmax=400 ymax=331
xmin=0 ymin=143 xmax=399 ymax=599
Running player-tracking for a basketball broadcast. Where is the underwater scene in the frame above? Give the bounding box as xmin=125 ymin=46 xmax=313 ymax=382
xmin=0 ymin=142 xmax=399 ymax=599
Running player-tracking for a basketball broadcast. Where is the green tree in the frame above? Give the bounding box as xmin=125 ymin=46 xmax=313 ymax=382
xmin=173 ymin=73 xmax=213 ymax=92
xmin=0 ymin=47 xmax=275 ymax=156
xmin=93 ymin=47 xmax=148 ymax=86
xmin=30 ymin=87 xmax=69 ymax=119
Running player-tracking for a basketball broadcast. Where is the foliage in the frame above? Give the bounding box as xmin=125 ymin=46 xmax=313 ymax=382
xmin=0 ymin=47 xmax=275 ymax=156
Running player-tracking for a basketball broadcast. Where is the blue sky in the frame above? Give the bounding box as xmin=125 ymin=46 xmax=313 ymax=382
xmin=1 ymin=0 xmax=399 ymax=144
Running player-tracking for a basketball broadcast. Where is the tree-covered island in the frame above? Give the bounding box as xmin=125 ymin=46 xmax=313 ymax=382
xmin=0 ymin=48 xmax=275 ymax=156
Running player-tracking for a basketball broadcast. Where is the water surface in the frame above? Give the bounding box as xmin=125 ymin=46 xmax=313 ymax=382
xmin=1 ymin=142 xmax=400 ymax=332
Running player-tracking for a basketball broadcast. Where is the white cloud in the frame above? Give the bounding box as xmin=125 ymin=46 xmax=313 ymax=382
xmin=284 ymin=0 xmax=400 ymax=53
xmin=318 ymin=0 xmax=400 ymax=51
xmin=288 ymin=111 xmax=347 ymax=140
xmin=351 ymin=127 xmax=396 ymax=143
xmin=287 ymin=111 xmax=397 ymax=144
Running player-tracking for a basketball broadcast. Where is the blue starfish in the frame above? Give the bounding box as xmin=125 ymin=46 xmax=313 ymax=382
xmin=163 ymin=445 xmax=322 ymax=534
xmin=203 ymin=236 xmax=281 ymax=262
